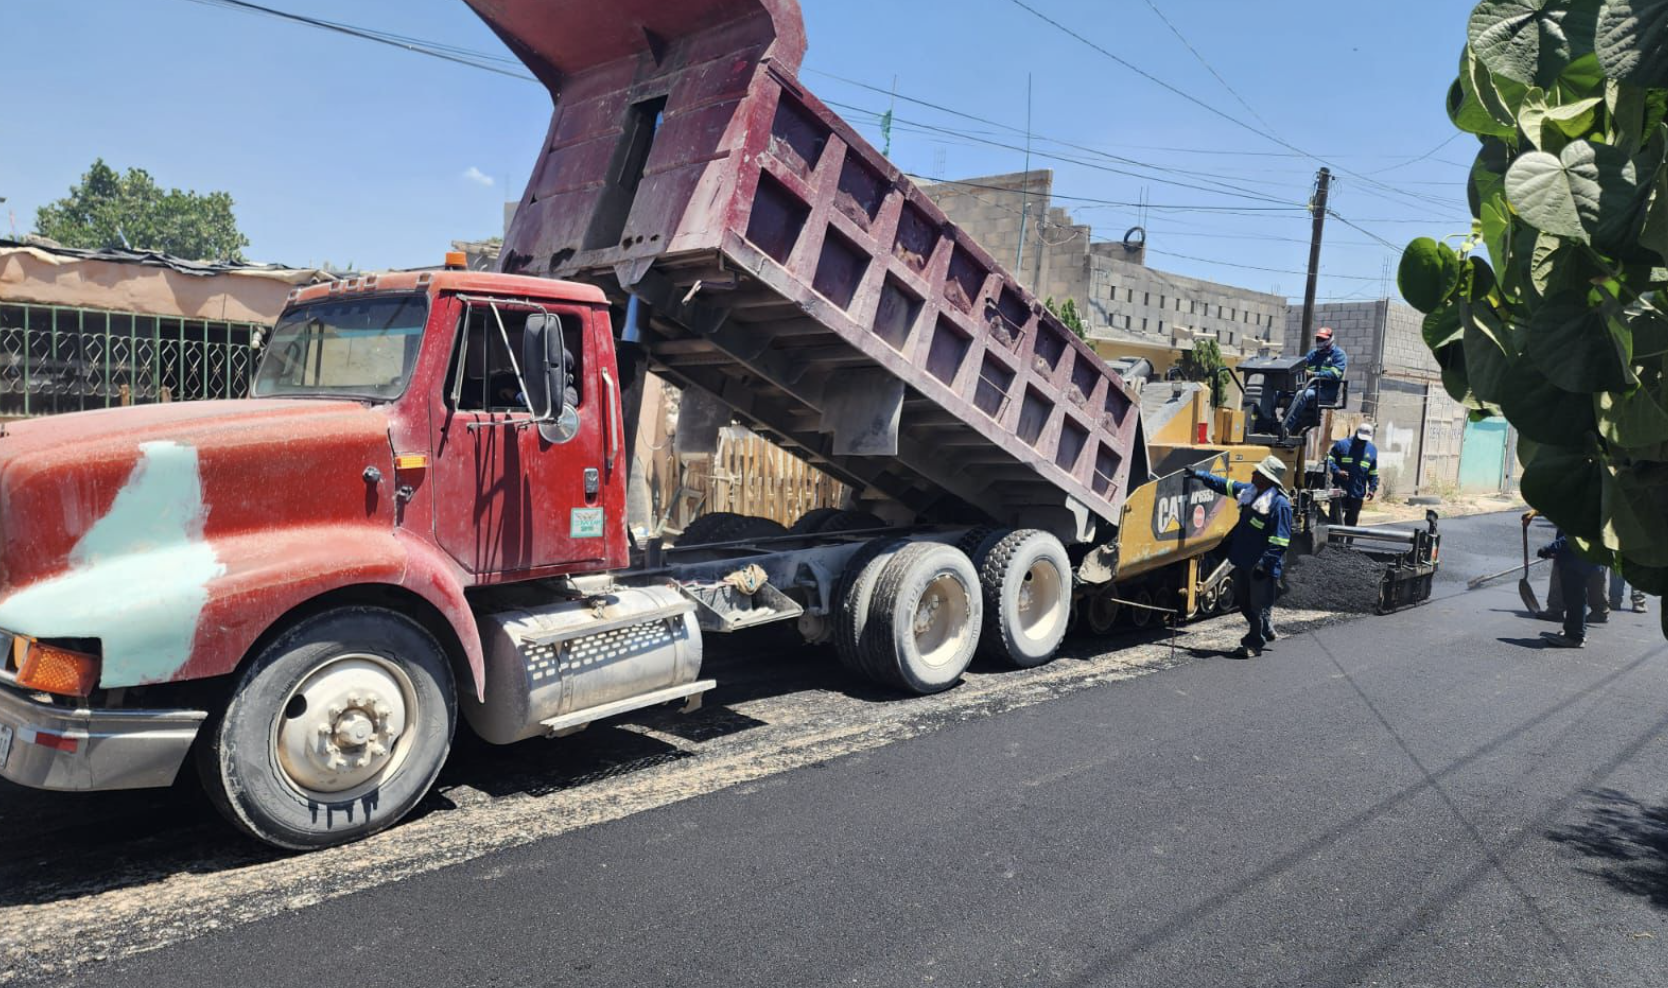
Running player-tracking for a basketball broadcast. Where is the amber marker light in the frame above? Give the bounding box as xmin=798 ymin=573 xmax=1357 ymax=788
xmin=13 ymin=637 xmax=101 ymax=697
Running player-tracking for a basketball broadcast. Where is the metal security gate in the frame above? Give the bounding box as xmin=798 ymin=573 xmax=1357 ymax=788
xmin=0 ymin=302 xmax=261 ymax=417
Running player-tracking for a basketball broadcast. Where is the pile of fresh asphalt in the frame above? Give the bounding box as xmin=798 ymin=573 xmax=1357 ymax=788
xmin=1281 ymin=546 xmax=1386 ymax=613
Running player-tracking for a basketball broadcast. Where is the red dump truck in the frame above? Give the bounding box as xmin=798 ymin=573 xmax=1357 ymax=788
xmin=0 ymin=0 xmax=1189 ymax=849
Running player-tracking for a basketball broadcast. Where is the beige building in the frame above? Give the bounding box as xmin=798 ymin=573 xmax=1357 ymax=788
xmin=0 ymin=237 xmax=327 ymax=416
xmin=920 ymin=170 xmax=1287 ymax=359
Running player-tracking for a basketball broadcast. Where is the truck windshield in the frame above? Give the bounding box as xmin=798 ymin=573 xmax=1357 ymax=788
xmin=252 ymin=294 xmax=428 ymax=400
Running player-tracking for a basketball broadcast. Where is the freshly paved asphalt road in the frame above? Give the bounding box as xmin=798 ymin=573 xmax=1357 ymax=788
xmin=10 ymin=511 xmax=1668 ymax=987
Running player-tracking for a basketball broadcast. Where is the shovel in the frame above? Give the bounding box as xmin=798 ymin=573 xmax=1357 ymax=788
xmin=1467 ymin=556 xmax=1546 ymax=591
xmin=1517 ymin=526 xmax=1542 ymax=613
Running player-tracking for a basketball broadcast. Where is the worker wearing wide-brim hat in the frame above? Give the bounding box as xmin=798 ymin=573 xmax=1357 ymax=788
xmin=1186 ymin=455 xmax=1294 ymax=659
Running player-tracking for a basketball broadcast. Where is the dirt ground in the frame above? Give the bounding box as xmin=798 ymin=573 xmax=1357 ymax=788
xmin=1357 ymin=490 xmax=1525 ymax=527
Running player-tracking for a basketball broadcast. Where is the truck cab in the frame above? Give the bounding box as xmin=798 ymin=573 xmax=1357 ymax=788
xmin=267 ymin=270 xmax=631 ymax=580
xmin=0 ymin=267 xmax=660 ymax=849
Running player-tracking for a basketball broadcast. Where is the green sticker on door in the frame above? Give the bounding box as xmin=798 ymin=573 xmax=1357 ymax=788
xmin=570 ymin=507 xmax=605 ymax=538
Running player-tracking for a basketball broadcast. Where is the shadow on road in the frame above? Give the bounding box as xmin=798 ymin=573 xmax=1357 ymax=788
xmin=1498 ymin=637 xmax=1551 ymax=650
xmin=1546 ymin=788 xmax=1668 ymax=910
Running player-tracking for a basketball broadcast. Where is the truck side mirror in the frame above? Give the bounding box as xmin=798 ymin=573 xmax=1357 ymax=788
xmin=520 ymin=313 xmax=568 ymax=419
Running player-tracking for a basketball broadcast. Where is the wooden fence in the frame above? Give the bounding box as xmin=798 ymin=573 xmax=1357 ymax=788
xmin=639 ymin=412 xmax=850 ymax=534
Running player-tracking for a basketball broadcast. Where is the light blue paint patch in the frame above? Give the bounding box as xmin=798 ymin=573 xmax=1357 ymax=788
xmin=0 ymin=441 xmax=225 ymax=688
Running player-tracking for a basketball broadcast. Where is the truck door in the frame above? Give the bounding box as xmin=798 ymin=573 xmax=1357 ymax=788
xmin=430 ymin=297 xmax=612 ymax=578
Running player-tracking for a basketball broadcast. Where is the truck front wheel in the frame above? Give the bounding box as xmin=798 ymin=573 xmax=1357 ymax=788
xmin=199 ymin=607 xmax=457 ymax=850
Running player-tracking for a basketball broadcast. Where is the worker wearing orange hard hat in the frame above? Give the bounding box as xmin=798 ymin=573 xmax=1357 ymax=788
xmin=1283 ymin=326 xmax=1347 ymax=441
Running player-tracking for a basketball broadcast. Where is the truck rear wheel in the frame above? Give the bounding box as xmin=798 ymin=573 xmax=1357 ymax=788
xmin=834 ymin=537 xmax=911 ymax=680
xmin=863 ymin=543 xmax=981 ymax=694
xmin=975 ymin=529 xmax=1071 ymax=668
xmin=198 ymin=607 xmax=456 ymax=850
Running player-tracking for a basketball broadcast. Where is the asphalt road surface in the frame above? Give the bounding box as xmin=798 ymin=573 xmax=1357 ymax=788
xmin=5 ymin=511 xmax=1668 ymax=987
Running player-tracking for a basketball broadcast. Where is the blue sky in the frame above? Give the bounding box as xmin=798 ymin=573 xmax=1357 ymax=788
xmin=1 ymin=0 xmax=1474 ymax=302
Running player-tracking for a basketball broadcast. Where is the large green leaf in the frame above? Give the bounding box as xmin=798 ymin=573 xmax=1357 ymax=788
xmin=1517 ymin=87 xmax=1597 ymax=151
xmin=1399 ymin=237 xmax=1463 ymax=312
xmin=1545 ymin=95 xmax=1605 ymax=139
xmin=1463 ymin=312 xmax=1514 ymax=402
xmin=1596 ymin=0 xmax=1668 ymax=87
xmin=1597 ymin=383 xmax=1668 ymax=446
xmin=1437 ymin=342 xmax=1472 ymax=403
xmin=1499 ymin=354 xmax=1600 ymax=443
xmin=1640 ymin=167 xmax=1668 ymax=263
xmin=1423 ymin=302 xmax=1465 ymax=349
xmin=1606 ymin=462 xmax=1668 ymax=565
xmin=1521 ymin=441 xmax=1605 ymax=540
xmin=1470 ymin=43 xmax=1532 ymax=127
xmin=1471 ymin=0 xmax=1601 ymax=87
xmin=1505 ymin=148 xmax=1592 ymax=239
xmin=1527 ymin=290 xmax=1635 ymax=390
xmin=1558 ymin=51 xmax=1610 ymax=98
xmin=1621 ymin=556 xmax=1668 ymax=595
xmin=1471 ymin=139 xmax=1514 ymax=218
xmin=1450 ymin=77 xmax=1514 ymax=138
xmin=1620 ymin=295 xmax=1668 ymax=355
xmin=1480 ymin=193 xmax=1512 ymax=266
xmin=1507 ymin=140 xmax=1660 ymax=247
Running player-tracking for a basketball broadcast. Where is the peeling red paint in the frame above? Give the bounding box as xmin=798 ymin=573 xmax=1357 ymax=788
xmin=0 ymin=273 xmax=621 ymax=698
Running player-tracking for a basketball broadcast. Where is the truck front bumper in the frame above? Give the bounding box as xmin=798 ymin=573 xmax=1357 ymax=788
xmin=0 ymin=683 xmax=207 ymax=791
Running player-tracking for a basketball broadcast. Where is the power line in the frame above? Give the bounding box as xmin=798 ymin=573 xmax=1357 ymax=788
xmin=906 ymin=175 xmax=1304 ymax=212
xmin=1138 ymin=0 xmax=1278 ymax=134
xmin=1366 ymin=133 xmax=1465 ymax=176
xmin=1139 ymin=246 xmax=1386 ymax=281
xmin=825 ymin=99 xmax=1301 ymax=206
xmin=1001 ymin=0 xmax=1461 ymax=213
xmin=176 ymin=0 xmax=535 ymax=80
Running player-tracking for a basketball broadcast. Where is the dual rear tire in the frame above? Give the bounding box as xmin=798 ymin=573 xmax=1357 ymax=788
xmin=835 ymin=528 xmax=1073 ymax=694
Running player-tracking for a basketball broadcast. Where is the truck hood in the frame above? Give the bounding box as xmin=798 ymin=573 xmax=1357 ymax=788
xmin=0 ymin=400 xmax=397 ymax=660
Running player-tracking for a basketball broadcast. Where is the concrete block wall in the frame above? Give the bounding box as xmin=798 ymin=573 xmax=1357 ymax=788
xmin=1381 ymin=301 xmax=1437 ymax=377
xmin=922 ymin=171 xmax=1286 ymax=358
xmin=920 ymin=170 xmax=1058 ymax=300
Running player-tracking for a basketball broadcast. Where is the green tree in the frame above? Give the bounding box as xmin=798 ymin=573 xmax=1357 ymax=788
xmin=35 ymin=159 xmax=250 ymax=262
xmin=1044 ymin=296 xmax=1089 ymax=340
xmin=1177 ymin=337 xmax=1231 ymax=407
xmin=1400 ymin=0 xmax=1668 ymax=638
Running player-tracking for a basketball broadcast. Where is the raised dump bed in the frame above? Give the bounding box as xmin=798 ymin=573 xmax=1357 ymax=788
xmin=467 ymin=0 xmax=1145 ymax=541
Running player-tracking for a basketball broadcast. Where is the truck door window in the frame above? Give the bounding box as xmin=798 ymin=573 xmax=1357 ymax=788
xmin=449 ymin=303 xmax=584 ymax=413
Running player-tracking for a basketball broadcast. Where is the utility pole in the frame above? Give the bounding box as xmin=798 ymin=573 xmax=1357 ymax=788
xmin=1015 ymin=73 xmax=1033 ymax=275
xmin=1299 ymin=167 xmax=1331 ymax=342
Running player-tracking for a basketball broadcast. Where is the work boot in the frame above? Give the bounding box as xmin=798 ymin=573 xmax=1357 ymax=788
xmin=1541 ymin=631 xmax=1585 ymax=649
xmin=1589 ymin=611 xmax=1609 ymax=624
xmin=1230 ymin=645 xmax=1261 ymax=660
xmin=1636 ymin=599 xmax=1650 ymax=614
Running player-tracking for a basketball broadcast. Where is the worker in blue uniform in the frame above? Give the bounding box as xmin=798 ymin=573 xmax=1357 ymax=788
xmin=1185 ymin=455 xmax=1293 ymax=659
xmin=1284 ymin=326 xmax=1347 ymax=439
xmin=1326 ymin=422 xmax=1379 ymax=526
xmin=1538 ymin=527 xmax=1601 ymax=648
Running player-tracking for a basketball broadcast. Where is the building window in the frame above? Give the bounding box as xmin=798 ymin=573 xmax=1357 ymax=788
xmin=1143 ymin=292 xmax=1150 ymax=306
xmin=1158 ymin=319 xmax=1165 ymax=333
xmin=1142 ymin=318 xmax=1148 ymax=332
